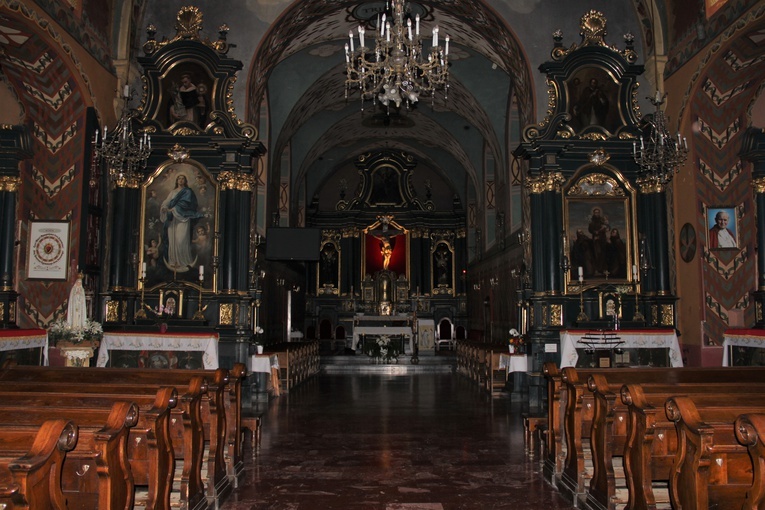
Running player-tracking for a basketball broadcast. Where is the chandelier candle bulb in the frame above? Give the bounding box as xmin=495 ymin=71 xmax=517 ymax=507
xmin=578 ymin=266 xmax=583 ymax=277
xmin=123 ymin=85 xmax=129 ymax=98
xmin=345 ymin=44 xmax=350 ymax=62
xmin=415 ymin=14 xmax=420 ymax=35
xmin=445 ymin=36 xmax=449 ymax=55
xmin=349 ymin=31 xmax=354 ymax=53
xmin=407 ymin=19 xmax=412 ymax=40
xmin=359 ymin=26 xmax=365 ymax=47
xmin=199 ymin=265 xmax=204 ymax=277
xmin=381 ymin=13 xmax=386 ymax=36
xmin=632 ymin=265 xmax=637 ymax=277
xmin=432 ymin=26 xmax=438 ymax=46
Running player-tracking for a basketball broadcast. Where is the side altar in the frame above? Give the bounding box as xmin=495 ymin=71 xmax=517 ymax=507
xmin=351 ymin=314 xmax=414 ymax=354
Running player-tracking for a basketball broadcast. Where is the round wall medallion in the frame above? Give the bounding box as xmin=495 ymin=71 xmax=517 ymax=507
xmin=679 ymin=223 xmax=696 ymax=263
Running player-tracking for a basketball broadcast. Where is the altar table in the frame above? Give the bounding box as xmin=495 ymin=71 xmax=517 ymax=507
xmin=1 ymin=328 xmax=47 ymax=365
xmin=559 ymin=328 xmax=683 ymax=368
xmin=722 ymin=329 xmax=765 ymax=366
xmin=352 ymin=326 xmax=413 ymax=353
xmin=97 ymin=331 xmax=219 ymax=369
xmin=249 ymin=353 xmax=281 ymax=396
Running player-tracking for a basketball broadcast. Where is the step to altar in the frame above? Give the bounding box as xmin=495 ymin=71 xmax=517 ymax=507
xmin=321 ymin=350 xmax=456 ymax=374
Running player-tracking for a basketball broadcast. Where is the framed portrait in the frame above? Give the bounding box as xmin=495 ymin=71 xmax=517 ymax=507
xmin=705 ymin=206 xmax=738 ymax=250
xmin=564 ymin=173 xmax=634 ymax=285
xmin=141 ymin=159 xmax=218 ymax=289
xmin=162 ymin=63 xmax=213 ymax=129
xmin=565 ymin=66 xmax=620 ymax=133
xmin=26 ymin=221 xmax=70 ymax=280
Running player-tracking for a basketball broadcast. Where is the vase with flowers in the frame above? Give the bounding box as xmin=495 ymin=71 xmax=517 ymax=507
xmin=508 ymin=328 xmax=526 ymax=355
xmin=364 ymin=334 xmax=399 ymax=363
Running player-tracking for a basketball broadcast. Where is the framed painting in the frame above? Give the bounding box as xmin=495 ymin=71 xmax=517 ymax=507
xmin=705 ymin=206 xmax=738 ymax=250
xmin=565 ymin=66 xmax=620 ymax=133
xmin=26 ymin=221 xmax=70 ymax=280
xmin=565 ymin=196 xmax=632 ymax=282
xmin=161 ymin=63 xmax=212 ymax=129
xmin=141 ymin=159 xmax=217 ymax=289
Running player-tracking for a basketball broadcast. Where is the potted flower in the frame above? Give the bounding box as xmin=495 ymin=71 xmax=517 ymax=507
xmin=47 ymin=318 xmax=103 ymax=367
xmin=508 ymin=328 xmax=525 ymax=355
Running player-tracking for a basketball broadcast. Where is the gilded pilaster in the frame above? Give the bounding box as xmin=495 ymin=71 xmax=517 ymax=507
xmin=526 ymin=171 xmax=565 ymax=194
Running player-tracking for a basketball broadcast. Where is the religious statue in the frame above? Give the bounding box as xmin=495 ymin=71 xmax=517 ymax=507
xmin=67 ymin=272 xmax=87 ymax=330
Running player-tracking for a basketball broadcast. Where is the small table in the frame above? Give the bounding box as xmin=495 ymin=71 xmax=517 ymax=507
xmin=499 ymin=354 xmax=530 ymax=374
xmin=722 ymin=329 xmax=765 ymax=366
xmin=97 ymin=331 xmax=219 ymax=369
xmin=249 ymin=354 xmax=280 ymax=396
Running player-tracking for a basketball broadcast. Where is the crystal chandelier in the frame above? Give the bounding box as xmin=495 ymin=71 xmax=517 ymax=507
xmin=632 ymin=90 xmax=688 ymax=185
xmin=344 ymin=0 xmax=449 ymax=111
xmin=94 ymin=86 xmax=152 ymax=182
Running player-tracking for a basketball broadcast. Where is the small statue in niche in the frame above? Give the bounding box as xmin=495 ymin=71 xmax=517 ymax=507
xmin=168 ymin=73 xmax=208 ymax=125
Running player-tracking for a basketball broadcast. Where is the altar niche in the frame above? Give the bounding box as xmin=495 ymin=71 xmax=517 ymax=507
xmin=361 ymin=216 xmax=410 ymax=316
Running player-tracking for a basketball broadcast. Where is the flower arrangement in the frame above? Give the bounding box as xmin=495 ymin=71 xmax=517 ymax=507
xmin=47 ymin=318 xmax=103 ymax=347
xmin=364 ymin=334 xmax=399 ymax=363
xmin=508 ymin=328 xmax=526 ymax=354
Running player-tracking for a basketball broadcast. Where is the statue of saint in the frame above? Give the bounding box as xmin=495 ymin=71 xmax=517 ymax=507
xmin=67 ymin=273 xmax=87 ymax=330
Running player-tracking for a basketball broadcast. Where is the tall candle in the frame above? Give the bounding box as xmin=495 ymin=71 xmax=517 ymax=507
xmin=632 ymin=265 xmax=638 ymax=277
xmin=199 ymin=265 xmax=204 ymax=277
xmin=123 ymin=85 xmax=129 ymax=98
xmin=578 ymin=266 xmax=583 ymax=277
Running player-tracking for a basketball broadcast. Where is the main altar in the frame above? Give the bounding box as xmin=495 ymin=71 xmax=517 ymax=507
xmin=351 ymin=314 xmax=414 ymax=354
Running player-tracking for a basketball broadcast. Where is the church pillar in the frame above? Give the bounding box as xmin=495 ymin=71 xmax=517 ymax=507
xmin=217 ymin=171 xmax=256 ymax=292
xmin=527 ymin=171 xmax=565 ymax=294
xmin=341 ymin=227 xmax=360 ymax=295
xmin=740 ymin=128 xmax=765 ymax=325
xmin=455 ymin=228 xmax=467 ymax=295
xmin=636 ymin=178 xmax=670 ymax=295
xmin=109 ymin=177 xmax=141 ymax=290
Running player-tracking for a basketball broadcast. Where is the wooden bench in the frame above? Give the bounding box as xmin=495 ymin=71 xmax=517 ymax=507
xmin=266 ymin=342 xmax=319 ymax=393
xmin=0 ymin=401 xmax=138 ymax=510
xmin=665 ymin=395 xmax=765 ymax=510
xmin=0 ymin=386 xmax=177 ymax=510
xmin=0 ymin=364 xmax=243 ymax=505
xmin=734 ymin=413 xmax=765 ymax=509
xmin=553 ymin=365 xmax=765 ymax=507
xmin=0 ymin=419 xmax=77 ymax=510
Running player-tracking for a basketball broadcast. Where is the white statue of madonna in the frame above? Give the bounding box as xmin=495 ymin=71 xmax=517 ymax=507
xmin=67 ymin=273 xmax=88 ymax=331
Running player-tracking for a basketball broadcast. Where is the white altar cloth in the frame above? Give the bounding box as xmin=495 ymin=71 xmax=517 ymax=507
xmin=722 ymin=329 xmax=765 ymax=366
xmin=352 ymin=326 xmax=413 ymax=353
xmin=249 ymin=354 xmax=279 ymax=373
xmin=559 ymin=329 xmax=682 ymax=368
xmin=499 ymin=354 xmax=530 ymax=373
xmin=97 ymin=331 xmax=219 ymax=369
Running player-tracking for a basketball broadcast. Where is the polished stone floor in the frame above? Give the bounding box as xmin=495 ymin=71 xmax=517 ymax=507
xmin=222 ymin=373 xmax=574 ymax=510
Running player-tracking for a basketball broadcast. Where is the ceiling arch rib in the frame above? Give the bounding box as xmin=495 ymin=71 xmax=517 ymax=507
xmin=294 ymin=113 xmax=481 ymax=209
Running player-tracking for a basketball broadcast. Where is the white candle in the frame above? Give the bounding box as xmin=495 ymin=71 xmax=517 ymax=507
xmin=123 ymin=85 xmax=129 ymax=98
xmin=381 ymin=13 xmax=386 ymax=36
xmin=432 ymin=26 xmax=438 ymax=46
xmin=632 ymin=265 xmax=638 ymax=277
xmin=386 ymin=22 xmax=390 ymax=42
xmin=359 ymin=26 xmax=365 ymax=48
xmin=345 ymin=44 xmax=350 ymax=62
xmin=94 ymin=129 xmax=99 ymax=145
xmin=199 ymin=265 xmax=204 ymax=277
xmin=407 ymin=19 xmax=412 ymax=41
xmin=415 ymin=14 xmax=420 ymax=35
xmin=349 ymin=30 xmax=354 ymax=53
xmin=578 ymin=266 xmax=583 ymax=277
xmin=445 ymin=36 xmax=449 ymax=55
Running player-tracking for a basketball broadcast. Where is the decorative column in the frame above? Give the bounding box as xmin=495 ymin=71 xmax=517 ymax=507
xmin=636 ymin=177 xmax=670 ymax=295
xmin=740 ymin=127 xmax=765 ymax=325
xmin=527 ymin=170 xmax=565 ymax=294
xmin=108 ymin=176 xmax=141 ymax=290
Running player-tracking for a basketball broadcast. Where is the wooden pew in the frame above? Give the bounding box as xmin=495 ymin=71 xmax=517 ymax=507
xmin=613 ymin=383 xmax=765 ymax=510
xmin=543 ymin=362 xmax=565 ymax=482
xmin=0 ymin=387 xmax=177 ymax=510
xmin=0 ymin=401 xmax=138 ymax=510
xmin=0 ymin=365 xmax=233 ymax=508
xmin=557 ymin=366 xmax=765 ymax=506
xmin=665 ymin=395 xmax=765 ymax=510
xmin=484 ymin=349 xmax=507 ymax=395
xmin=0 ymin=419 xmax=77 ymax=510
xmin=734 ymin=413 xmax=765 ymax=510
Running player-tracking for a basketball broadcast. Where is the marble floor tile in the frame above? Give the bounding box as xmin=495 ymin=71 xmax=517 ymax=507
xmin=224 ymin=373 xmax=574 ymax=509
